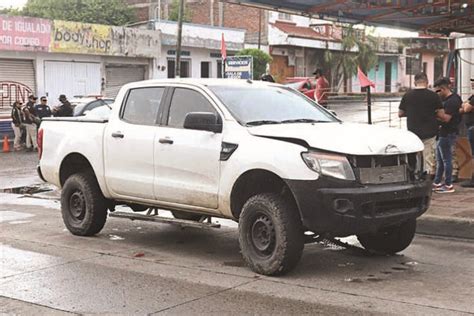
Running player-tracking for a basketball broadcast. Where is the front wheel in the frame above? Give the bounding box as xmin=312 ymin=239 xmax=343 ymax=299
xmin=357 ymin=219 xmax=416 ymax=254
xmin=238 ymin=193 xmax=304 ymax=276
xmin=61 ymin=172 xmax=108 ymax=236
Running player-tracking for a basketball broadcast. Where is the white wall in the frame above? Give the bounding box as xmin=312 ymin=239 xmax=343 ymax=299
xmin=156 ymin=46 xmax=226 ymax=79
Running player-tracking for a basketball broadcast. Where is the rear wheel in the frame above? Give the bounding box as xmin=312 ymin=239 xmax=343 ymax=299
xmin=357 ymin=219 xmax=416 ymax=254
xmin=61 ymin=172 xmax=107 ymax=236
xmin=171 ymin=211 xmax=204 ymax=221
xmin=239 ymin=193 xmax=304 ymax=276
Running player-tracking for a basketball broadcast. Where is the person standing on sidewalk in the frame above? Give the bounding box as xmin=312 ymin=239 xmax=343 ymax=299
xmin=398 ymin=73 xmax=447 ymax=177
xmin=10 ymin=101 xmax=24 ymax=151
xmin=313 ymin=69 xmax=329 ymax=108
xmin=22 ymin=96 xmax=38 ymax=152
xmin=433 ymin=77 xmax=463 ymax=193
xmin=460 ymin=92 xmax=474 ymax=187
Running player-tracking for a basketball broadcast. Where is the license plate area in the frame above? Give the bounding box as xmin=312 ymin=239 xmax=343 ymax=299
xmin=357 ymin=165 xmax=407 ymax=184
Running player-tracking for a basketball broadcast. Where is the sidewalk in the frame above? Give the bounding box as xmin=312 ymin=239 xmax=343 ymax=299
xmin=1 ymin=150 xmax=473 ymax=239
xmin=418 ymin=184 xmax=474 ymax=240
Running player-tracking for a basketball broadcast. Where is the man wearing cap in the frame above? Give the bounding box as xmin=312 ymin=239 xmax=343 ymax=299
xmin=22 ymin=95 xmax=39 ymax=151
xmin=461 ymin=78 xmax=474 ymax=187
xmin=53 ymin=94 xmax=73 ymax=117
xmin=313 ymin=69 xmax=329 ymax=108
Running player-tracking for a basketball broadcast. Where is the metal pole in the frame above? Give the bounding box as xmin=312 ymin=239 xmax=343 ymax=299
xmin=367 ymin=86 xmax=372 ymax=124
xmin=175 ymin=0 xmax=185 ymax=78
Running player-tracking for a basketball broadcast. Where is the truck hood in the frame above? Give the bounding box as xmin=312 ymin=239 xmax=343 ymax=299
xmin=248 ymin=122 xmax=423 ymax=155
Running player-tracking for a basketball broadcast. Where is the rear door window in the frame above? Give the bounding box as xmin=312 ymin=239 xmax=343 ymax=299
xmin=121 ymin=87 xmax=165 ymax=125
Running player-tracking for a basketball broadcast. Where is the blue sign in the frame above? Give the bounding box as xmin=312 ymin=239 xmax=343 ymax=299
xmin=224 ymin=56 xmax=253 ymax=79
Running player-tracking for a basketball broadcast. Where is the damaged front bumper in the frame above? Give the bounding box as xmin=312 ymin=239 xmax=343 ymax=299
xmin=285 ymin=176 xmax=432 ymax=236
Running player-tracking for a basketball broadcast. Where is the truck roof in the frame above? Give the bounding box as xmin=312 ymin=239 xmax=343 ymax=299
xmin=123 ymin=78 xmax=278 ymax=90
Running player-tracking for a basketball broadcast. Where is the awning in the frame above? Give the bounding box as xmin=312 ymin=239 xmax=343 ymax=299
xmin=222 ymin=0 xmax=474 ymax=35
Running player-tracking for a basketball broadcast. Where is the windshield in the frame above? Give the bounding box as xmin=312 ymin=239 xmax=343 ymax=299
xmin=208 ymin=85 xmax=338 ymax=126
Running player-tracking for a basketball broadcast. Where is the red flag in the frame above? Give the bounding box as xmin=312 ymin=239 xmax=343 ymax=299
xmin=221 ymin=33 xmax=227 ymax=60
xmin=357 ymin=66 xmax=375 ymax=88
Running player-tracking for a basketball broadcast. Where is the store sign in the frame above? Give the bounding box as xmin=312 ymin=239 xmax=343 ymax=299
xmin=224 ymin=56 xmax=253 ymax=79
xmin=0 ymin=15 xmax=51 ymax=51
xmin=51 ymin=20 xmax=112 ymax=54
xmin=0 ymin=16 xmax=160 ymax=57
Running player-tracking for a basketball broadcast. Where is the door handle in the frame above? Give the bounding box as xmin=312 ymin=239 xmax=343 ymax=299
xmin=159 ymin=137 xmax=173 ymax=144
xmin=111 ymin=132 xmax=124 ymax=138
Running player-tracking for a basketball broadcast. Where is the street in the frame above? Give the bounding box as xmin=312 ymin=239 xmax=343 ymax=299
xmin=1 ymin=191 xmax=474 ymax=315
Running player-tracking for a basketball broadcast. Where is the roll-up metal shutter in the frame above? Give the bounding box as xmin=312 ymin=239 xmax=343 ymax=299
xmin=105 ymin=65 xmax=146 ymax=98
xmin=0 ymin=59 xmax=36 ymax=108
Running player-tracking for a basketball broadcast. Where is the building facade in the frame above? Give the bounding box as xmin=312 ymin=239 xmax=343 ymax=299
xmin=0 ymin=15 xmax=161 ymax=110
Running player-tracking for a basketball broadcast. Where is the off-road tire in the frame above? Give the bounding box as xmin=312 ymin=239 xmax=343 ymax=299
xmin=239 ymin=193 xmax=304 ymax=276
xmin=171 ymin=211 xmax=204 ymax=221
xmin=357 ymin=219 xmax=416 ymax=254
xmin=61 ymin=172 xmax=108 ymax=236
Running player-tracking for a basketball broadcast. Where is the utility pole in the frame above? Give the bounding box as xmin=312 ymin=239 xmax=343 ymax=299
xmin=175 ymin=0 xmax=185 ymax=78
xmin=258 ymin=9 xmax=262 ymax=50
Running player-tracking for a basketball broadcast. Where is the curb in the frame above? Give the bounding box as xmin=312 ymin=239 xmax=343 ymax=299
xmin=416 ymin=215 xmax=474 ymax=240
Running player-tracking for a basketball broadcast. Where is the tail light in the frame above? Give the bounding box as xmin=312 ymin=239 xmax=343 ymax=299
xmin=38 ymin=128 xmax=43 ymax=159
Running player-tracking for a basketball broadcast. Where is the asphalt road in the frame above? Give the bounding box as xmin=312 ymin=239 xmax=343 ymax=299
xmin=1 ymin=193 xmax=473 ymax=315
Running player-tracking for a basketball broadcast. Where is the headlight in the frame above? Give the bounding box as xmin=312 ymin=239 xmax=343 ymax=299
xmin=301 ymin=151 xmax=356 ymax=181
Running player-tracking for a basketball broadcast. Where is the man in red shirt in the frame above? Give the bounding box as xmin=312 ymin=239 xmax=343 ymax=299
xmin=313 ymin=69 xmax=329 ymax=108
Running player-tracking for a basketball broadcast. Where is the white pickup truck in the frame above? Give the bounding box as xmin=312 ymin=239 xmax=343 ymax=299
xmin=38 ymin=79 xmax=432 ymax=275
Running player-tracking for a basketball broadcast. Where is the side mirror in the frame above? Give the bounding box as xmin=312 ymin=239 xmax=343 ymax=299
xmin=184 ymin=112 xmax=222 ymax=133
xmin=329 ymin=110 xmax=338 ymax=117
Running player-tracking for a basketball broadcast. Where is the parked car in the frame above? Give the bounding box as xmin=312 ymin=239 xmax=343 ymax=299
xmin=284 ymin=77 xmax=316 ymax=100
xmin=38 ymin=79 xmax=431 ymax=276
xmin=69 ymin=96 xmax=114 ymax=116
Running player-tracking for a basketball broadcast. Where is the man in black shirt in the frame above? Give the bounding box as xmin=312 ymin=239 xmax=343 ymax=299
xmin=399 ymin=73 xmax=447 ymax=176
xmin=461 ymin=92 xmax=474 ymax=187
xmin=433 ymin=77 xmax=462 ymax=193
xmin=53 ymin=94 xmax=73 ymax=117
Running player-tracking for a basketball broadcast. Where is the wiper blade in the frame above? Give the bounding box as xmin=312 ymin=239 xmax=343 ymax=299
xmin=281 ymin=118 xmax=330 ymax=124
xmin=245 ymin=120 xmax=281 ymax=126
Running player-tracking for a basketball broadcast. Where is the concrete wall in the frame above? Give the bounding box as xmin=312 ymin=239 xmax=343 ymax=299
xmin=351 ymin=56 xmax=399 ymax=93
xmin=456 ymin=37 xmax=474 ymax=101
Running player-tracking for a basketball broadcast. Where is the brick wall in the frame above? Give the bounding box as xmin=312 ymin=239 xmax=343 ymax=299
xmin=187 ymin=1 xmax=266 ymax=35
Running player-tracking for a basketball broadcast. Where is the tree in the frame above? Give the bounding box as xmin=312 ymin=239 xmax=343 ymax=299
xmin=168 ymin=0 xmax=191 ymax=22
xmin=18 ymin=0 xmax=136 ymax=26
xmin=236 ymin=48 xmax=273 ymax=80
xmin=321 ymin=26 xmax=378 ymax=92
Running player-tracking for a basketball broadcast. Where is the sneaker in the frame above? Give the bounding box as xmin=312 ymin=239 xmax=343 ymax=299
xmin=435 ymin=184 xmax=455 ymax=193
xmin=432 ymin=182 xmax=443 ymax=191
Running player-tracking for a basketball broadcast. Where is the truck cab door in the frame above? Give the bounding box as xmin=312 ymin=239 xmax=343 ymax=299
xmin=153 ymin=87 xmax=223 ymax=209
xmin=104 ymin=87 xmax=166 ymax=200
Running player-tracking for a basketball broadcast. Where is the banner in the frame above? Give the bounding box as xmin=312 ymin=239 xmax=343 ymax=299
xmin=224 ymin=56 xmax=253 ymax=80
xmin=0 ymin=15 xmax=51 ymax=52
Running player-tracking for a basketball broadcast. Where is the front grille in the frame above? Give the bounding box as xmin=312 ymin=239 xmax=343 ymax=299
xmin=348 ymin=153 xmax=418 ymax=184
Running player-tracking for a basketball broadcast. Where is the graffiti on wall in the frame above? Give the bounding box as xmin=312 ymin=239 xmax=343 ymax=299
xmin=0 ymin=81 xmax=33 ymax=108
xmin=0 ymin=15 xmax=51 ymax=51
